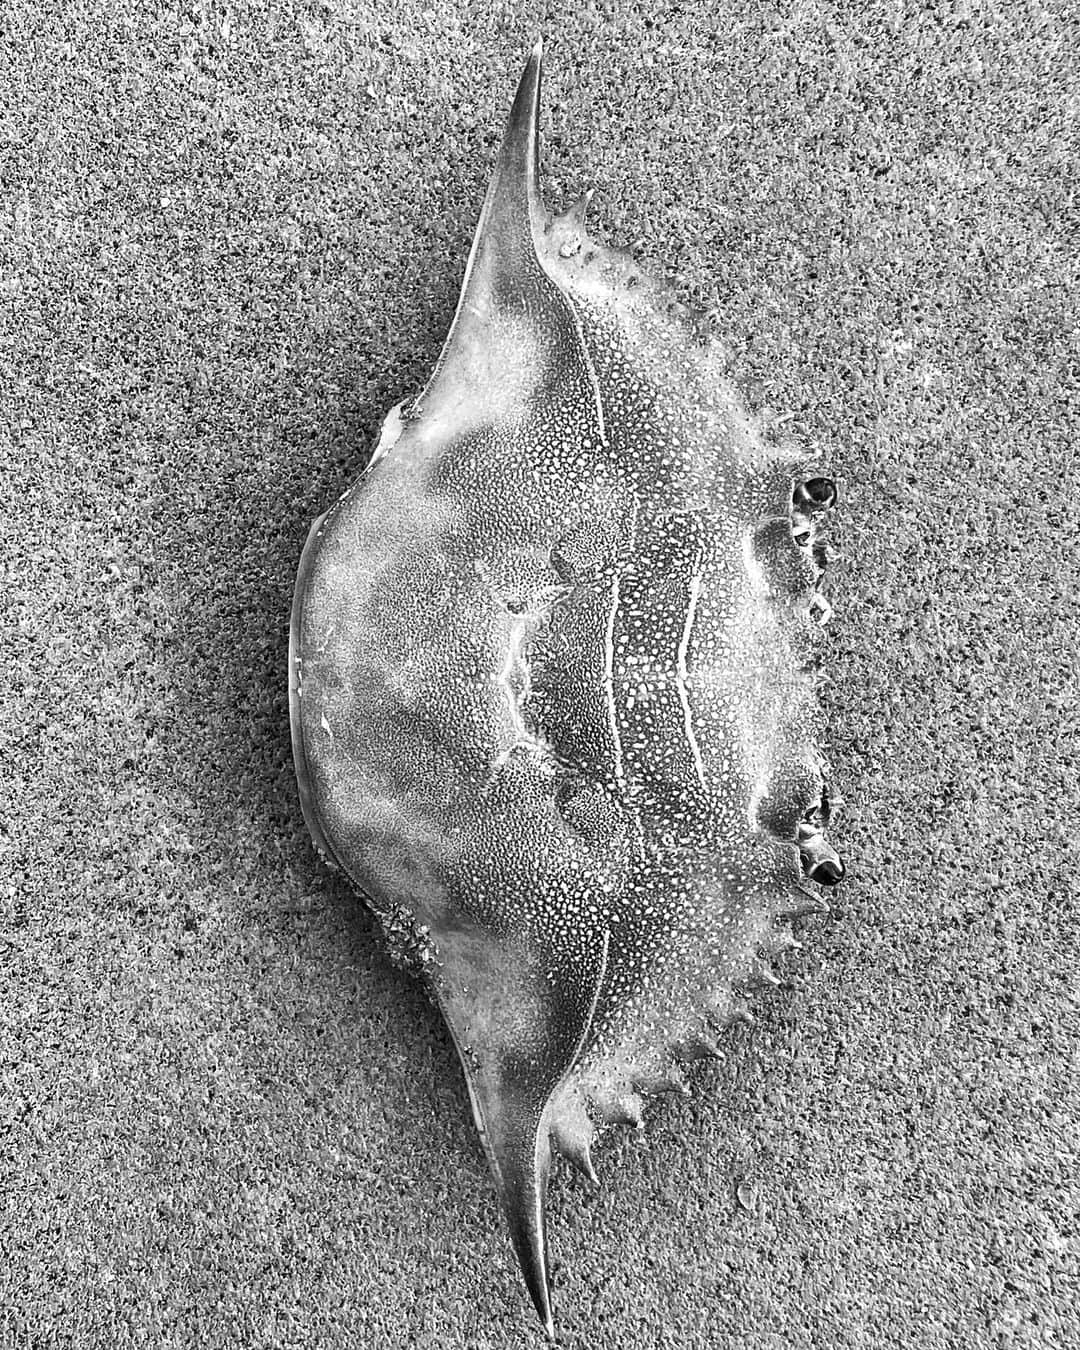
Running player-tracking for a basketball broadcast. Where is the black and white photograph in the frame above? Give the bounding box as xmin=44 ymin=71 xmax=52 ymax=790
xmin=4 ymin=2 xmax=1075 ymax=1346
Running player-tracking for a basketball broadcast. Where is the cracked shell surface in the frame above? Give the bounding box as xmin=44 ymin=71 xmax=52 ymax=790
xmin=289 ymin=43 xmax=843 ymax=1336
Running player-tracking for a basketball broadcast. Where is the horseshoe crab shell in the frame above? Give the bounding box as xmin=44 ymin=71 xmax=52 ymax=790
xmin=289 ymin=41 xmax=843 ymax=1336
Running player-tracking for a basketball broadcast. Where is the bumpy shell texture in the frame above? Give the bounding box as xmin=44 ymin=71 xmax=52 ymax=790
xmin=289 ymin=42 xmax=844 ymax=1336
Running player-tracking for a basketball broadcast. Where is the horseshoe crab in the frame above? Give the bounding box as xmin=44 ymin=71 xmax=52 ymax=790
xmin=288 ymin=42 xmax=844 ymax=1336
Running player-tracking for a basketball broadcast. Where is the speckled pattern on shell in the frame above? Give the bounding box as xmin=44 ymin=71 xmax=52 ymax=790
xmin=290 ymin=43 xmax=843 ymax=1336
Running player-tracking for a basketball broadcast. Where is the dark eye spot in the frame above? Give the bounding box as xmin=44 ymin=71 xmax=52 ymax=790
xmin=803 ymin=477 xmax=837 ymax=509
xmin=806 ymin=857 xmax=845 ymax=886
